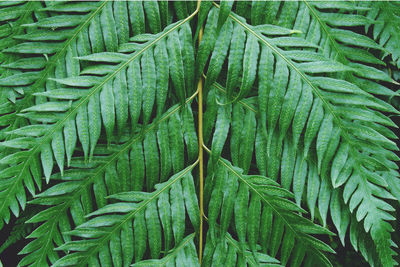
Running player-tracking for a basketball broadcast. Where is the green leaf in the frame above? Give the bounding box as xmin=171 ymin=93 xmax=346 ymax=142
xmin=217 ymin=1 xmax=234 ymax=31
xmin=316 ymin=114 xmax=333 ymax=172
xmin=4 ymin=42 xmax=63 ymax=54
xmin=113 ymin=71 xmax=128 ymax=137
xmin=181 ymin=105 xmax=198 ymax=163
xmin=179 ymin=22 xmax=195 ymax=96
xmin=33 ymin=89 xmax=88 ymax=100
xmin=127 ymin=59 xmax=143 ymax=132
xmin=331 ymin=29 xmax=384 ymax=50
xmin=167 ymin=31 xmax=186 ymax=104
xmin=236 ymin=34 xmax=260 ymax=100
xmin=169 ymin=113 xmax=185 ymax=173
xmin=211 ymin=104 xmax=231 ymax=167
xmin=141 ymin=50 xmax=157 ymax=125
xmin=226 ymin=24 xmax=246 ymax=100
xmin=144 ymin=129 xmax=159 ymax=191
xmin=154 ymin=39 xmax=169 ymax=116
xmin=0 ymin=72 xmax=40 ymax=86
xmin=204 ymin=19 xmax=232 ymax=93
xmin=88 ymin=92 xmax=102 ymax=159
xmin=22 ymin=15 xmax=84 ymax=28
xmin=100 ymin=80 xmax=115 ymax=143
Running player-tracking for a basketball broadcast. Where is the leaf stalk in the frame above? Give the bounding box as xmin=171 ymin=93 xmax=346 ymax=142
xmin=197 ymin=8 xmax=205 ymax=265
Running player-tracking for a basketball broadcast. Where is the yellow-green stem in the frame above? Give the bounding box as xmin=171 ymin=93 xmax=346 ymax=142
xmin=197 ymin=27 xmax=204 ymax=265
xmin=196 ymin=0 xmax=204 ymax=263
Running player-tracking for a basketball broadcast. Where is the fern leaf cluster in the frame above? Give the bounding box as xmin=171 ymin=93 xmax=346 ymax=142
xmin=0 ymin=1 xmax=399 ymax=266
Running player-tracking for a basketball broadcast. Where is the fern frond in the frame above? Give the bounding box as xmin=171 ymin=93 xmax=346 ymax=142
xmin=205 ymin=152 xmax=333 ymax=266
xmin=19 ymin=97 xmax=198 ymax=266
xmin=261 ymin=3 xmax=400 ymax=264
xmin=0 ymin=0 xmax=108 ymax=228
xmin=199 ymin=4 xmax=400 ymax=266
xmin=52 ymin=163 xmax=198 ymax=266
xmin=0 ymin=11 xmax=197 ymax=228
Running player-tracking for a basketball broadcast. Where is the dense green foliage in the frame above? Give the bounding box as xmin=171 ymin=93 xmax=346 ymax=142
xmin=0 ymin=1 xmax=400 ymax=266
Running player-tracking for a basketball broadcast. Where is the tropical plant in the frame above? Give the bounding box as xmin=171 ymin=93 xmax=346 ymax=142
xmin=0 ymin=0 xmax=399 ymax=266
